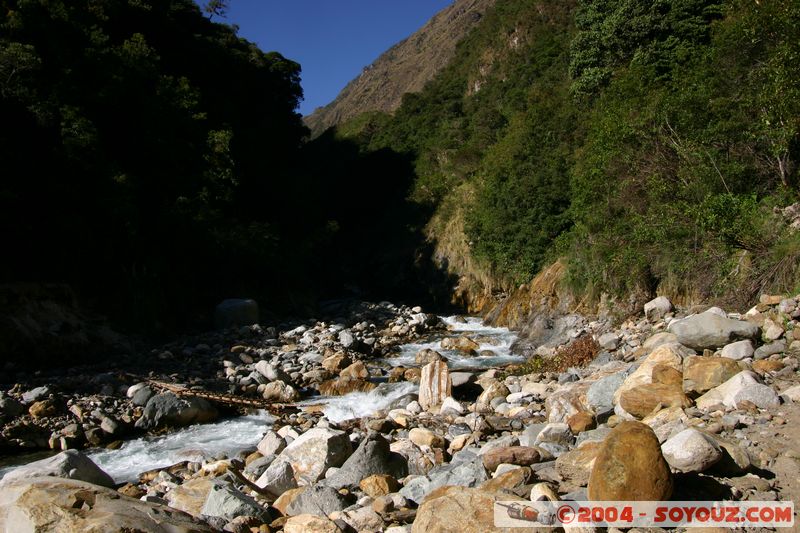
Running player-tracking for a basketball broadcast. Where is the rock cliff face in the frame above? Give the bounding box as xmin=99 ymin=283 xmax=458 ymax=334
xmin=304 ymin=0 xmax=495 ymax=135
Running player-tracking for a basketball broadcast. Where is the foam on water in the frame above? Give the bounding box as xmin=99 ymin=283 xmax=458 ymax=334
xmin=305 ymin=381 xmax=419 ymax=424
xmin=387 ymin=315 xmax=523 ymax=369
xmin=85 ymin=412 xmax=274 ymax=483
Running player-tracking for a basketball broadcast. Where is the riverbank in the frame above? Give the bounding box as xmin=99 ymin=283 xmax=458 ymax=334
xmin=2 ymin=294 xmax=800 ymax=532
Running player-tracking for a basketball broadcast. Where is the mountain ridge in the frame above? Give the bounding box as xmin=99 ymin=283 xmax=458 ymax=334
xmin=304 ymin=0 xmax=495 ymax=136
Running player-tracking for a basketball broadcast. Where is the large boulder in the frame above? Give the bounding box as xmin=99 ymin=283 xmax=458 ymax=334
xmin=261 ymin=380 xmax=300 ymax=403
xmin=419 ymin=359 xmax=451 ymax=411
xmin=0 ymin=450 xmax=114 ymax=488
xmin=587 ymin=421 xmax=673 ymax=501
xmin=411 ymin=485 xmax=527 ymax=533
xmin=0 ymin=478 xmax=214 ymax=532
xmin=165 ymin=478 xmax=215 ymax=517
xmin=667 ymin=311 xmax=759 ymax=350
xmin=254 ymin=459 xmax=297 ymax=497
xmin=323 ymin=432 xmax=407 ymax=489
xmin=284 ymin=514 xmax=340 ymax=533
xmin=277 ymin=427 xmax=352 ymax=485
xmin=614 ymin=343 xmax=690 ymax=404
xmin=135 ymin=392 xmax=218 ymax=430
xmin=214 ymin=298 xmax=259 ymax=329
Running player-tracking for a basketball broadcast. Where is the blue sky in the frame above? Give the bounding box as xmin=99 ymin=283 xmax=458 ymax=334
xmin=222 ymin=1 xmax=453 ymax=116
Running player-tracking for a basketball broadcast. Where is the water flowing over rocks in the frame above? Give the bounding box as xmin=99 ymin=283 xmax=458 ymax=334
xmin=2 ymin=295 xmax=800 ymax=531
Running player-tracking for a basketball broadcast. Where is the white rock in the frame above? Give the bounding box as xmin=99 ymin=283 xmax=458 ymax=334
xmin=782 ymin=385 xmax=800 ymax=402
xmin=257 ymin=431 xmax=286 ymax=457
xmin=661 ymin=428 xmax=722 ymax=473
xmin=695 ymin=371 xmax=761 ymax=410
xmin=440 ymin=396 xmax=464 ymax=415
xmin=720 ymin=340 xmax=754 ymax=360
xmin=644 ymin=296 xmax=673 ymax=321
xmin=277 ymin=427 xmax=352 ymax=484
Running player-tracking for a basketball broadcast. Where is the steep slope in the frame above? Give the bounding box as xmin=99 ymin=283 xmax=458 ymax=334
xmin=330 ymin=0 xmax=800 ymax=314
xmin=304 ymin=0 xmax=495 ymax=136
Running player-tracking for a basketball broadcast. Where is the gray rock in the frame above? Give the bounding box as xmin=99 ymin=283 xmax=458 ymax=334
xmin=574 ymin=427 xmax=612 ymax=447
xmin=339 ymin=330 xmax=355 ymax=348
xmin=286 ymin=484 xmax=351 ymax=517
xmin=645 ymin=296 xmax=673 ymax=321
xmin=732 ymin=384 xmax=780 ymax=409
xmin=398 ymin=451 xmax=488 ymax=504
xmin=254 ymin=361 xmax=291 ymax=383
xmin=519 ymin=423 xmax=547 ymax=447
xmin=278 ymin=427 xmax=353 ymax=484
xmin=244 ymin=454 xmax=276 ymax=478
xmin=323 ymin=432 xmax=408 ymax=489
xmin=201 ymin=482 xmax=270 ymax=521
xmin=586 ymin=372 xmax=627 ymax=415
xmin=257 ymin=430 xmax=286 ymax=457
xmin=254 ymin=459 xmax=297 ymax=496
xmin=131 ymin=385 xmax=155 ymax=407
xmin=598 ymin=332 xmax=621 ymax=350
xmin=21 ymin=386 xmax=51 ymax=404
xmin=134 ymin=392 xmax=218 ymax=430
xmin=754 ymin=340 xmax=786 ymax=360
xmin=661 ymin=428 xmax=722 ymax=473
xmin=214 ymin=299 xmax=259 ymax=329
xmin=667 ymin=311 xmax=759 ymax=349
xmin=0 ymin=450 xmax=114 ymax=488
xmin=0 ymin=395 xmax=25 ymax=417
xmin=720 ymin=340 xmax=755 ymax=360
xmin=450 ymin=372 xmax=476 ymax=388
xmin=534 ymin=423 xmax=572 ymax=447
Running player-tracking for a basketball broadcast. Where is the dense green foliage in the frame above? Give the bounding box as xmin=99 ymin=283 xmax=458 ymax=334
xmin=338 ymin=0 xmax=800 ymax=306
xmin=0 ymin=0 xmax=313 ymax=328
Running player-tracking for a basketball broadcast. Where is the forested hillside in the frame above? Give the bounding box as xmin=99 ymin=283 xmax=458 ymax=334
xmin=332 ymin=0 xmax=800 ymax=312
xmin=0 ymin=0 xmax=437 ymax=332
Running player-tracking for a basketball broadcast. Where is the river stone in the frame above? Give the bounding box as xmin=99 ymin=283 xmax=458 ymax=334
xmin=782 ymin=384 xmax=800 ymax=402
xmin=667 ymin=311 xmax=759 ymax=350
xmin=284 ymin=514 xmax=340 ymax=533
xmin=598 ymin=332 xmax=621 ymax=350
xmin=0 ymin=449 xmax=114 ymax=488
xmin=645 ymin=296 xmax=674 ymax=321
xmin=131 ymin=385 xmax=155 ymax=407
xmin=695 ymin=370 xmax=763 ymax=409
xmin=411 ymin=485 xmax=526 ymax=533
xmin=555 ymin=440 xmax=602 ymax=486
xmin=587 ymin=421 xmax=673 ymax=501
xmin=643 ymin=332 xmax=679 ymax=351
xmin=399 ymin=452 xmax=488 ymax=504
xmin=440 ymin=336 xmax=479 ymax=353
xmin=481 ymin=446 xmax=540 ymax=471
xmin=0 ymin=477 xmax=214 ymax=532
xmin=614 ymin=343 xmax=689 ymax=404
xmin=254 ymin=361 xmax=291 ymax=383
xmin=618 ymin=383 xmax=692 ymax=418
xmin=419 ymin=359 xmax=451 ymax=411
xmin=257 ymin=430 xmax=286 ymax=457
xmin=731 ymin=384 xmax=780 ymax=409
xmin=255 ymin=459 xmax=298 ymax=496
xmin=587 ymin=372 xmax=627 ymax=415
xmin=201 ymin=482 xmax=270 ymax=521
xmin=21 ymin=385 xmax=51 ymax=404
xmin=720 ymin=339 xmax=755 ymax=360
xmin=323 ymin=432 xmax=407 ymax=489
xmin=408 ymin=427 xmax=445 ymax=449
xmin=682 ymin=356 xmax=741 ymax=395
xmin=261 ymin=380 xmax=299 ymax=402
xmin=359 ymin=474 xmax=399 ymax=497
xmin=661 ymin=428 xmax=722 ymax=473
xmin=545 ymin=380 xmax=592 ymax=423
xmin=214 ymin=298 xmax=258 ymax=329
xmin=390 ymin=440 xmax=435 ymax=475
xmin=416 ymin=348 xmax=444 ymax=365
xmin=285 ymin=484 xmax=351 ymax=517
xmin=165 ymin=477 xmax=216 ymax=516
xmin=134 ymin=392 xmax=218 ymax=430
xmin=278 ymin=427 xmax=353 ymax=484
xmin=0 ymin=395 xmax=24 ymax=418
xmin=754 ymin=339 xmax=786 ymax=360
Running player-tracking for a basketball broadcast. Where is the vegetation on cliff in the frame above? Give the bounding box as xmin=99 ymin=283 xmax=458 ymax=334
xmin=334 ymin=0 xmax=800 ymax=309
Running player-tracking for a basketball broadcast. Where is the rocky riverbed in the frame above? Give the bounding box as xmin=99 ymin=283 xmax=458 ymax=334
xmin=2 ymin=295 xmax=800 ymax=532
